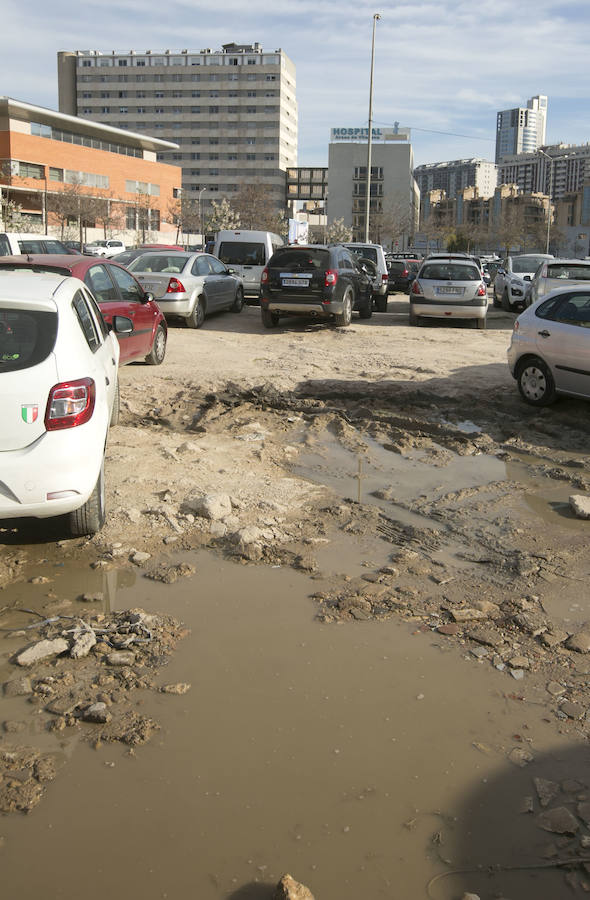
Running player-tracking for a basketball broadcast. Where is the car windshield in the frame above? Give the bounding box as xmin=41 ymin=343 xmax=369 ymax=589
xmin=218 ymin=242 xmax=266 ymax=266
xmin=389 ymin=262 xmax=407 ymax=274
xmin=0 ymin=308 xmax=58 ymax=373
xmin=128 ymin=254 xmax=190 ymax=274
xmin=87 ymin=241 xmax=107 ymax=247
xmin=546 ymin=264 xmax=590 ymax=280
xmin=512 ymin=256 xmax=548 ymax=273
xmin=270 ymin=248 xmax=330 ymax=271
xmin=420 ymin=264 xmax=480 ymax=281
xmin=348 ymin=246 xmax=377 ymax=264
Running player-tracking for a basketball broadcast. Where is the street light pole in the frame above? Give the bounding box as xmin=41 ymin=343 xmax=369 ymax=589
xmin=538 ymin=149 xmax=552 ymax=254
xmin=364 ymin=12 xmax=381 ymax=243
xmin=198 ymin=187 xmax=207 ymax=249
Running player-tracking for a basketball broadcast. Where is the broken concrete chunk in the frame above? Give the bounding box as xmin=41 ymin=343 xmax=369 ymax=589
xmin=3 ymin=676 xmax=32 ymax=697
xmin=273 ymin=874 xmax=315 ymax=900
xmin=16 ymin=639 xmax=68 ymax=667
xmin=560 ymin=700 xmax=585 ymax=719
xmin=577 ymin=802 xmax=590 ymax=827
xmin=566 ymin=632 xmax=590 ymax=654
xmin=106 ymin=651 xmax=136 ymax=667
xmin=160 ymin=683 xmax=191 ymax=695
xmin=70 ymin=632 xmax=97 ymax=659
xmin=509 ymin=747 xmax=534 ymax=767
xmin=570 ymin=495 xmax=590 ymax=519
xmin=186 ymin=493 xmax=232 ymax=521
xmin=82 ymin=703 xmax=112 ymax=724
xmin=534 ymin=777 xmax=560 ymax=808
xmin=537 ymin=806 xmax=580 ymax=834
xmin=450 ymin=608 xmax=488 ymax=623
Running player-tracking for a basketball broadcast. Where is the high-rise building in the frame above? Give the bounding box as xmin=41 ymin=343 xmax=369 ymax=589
xmin=495 ymin=95 xmax=547 ymax=164
xmin=413 ymin=158 xmax=497 ymax=200
xmin=57 ymin=44 xmax=297 ymax=218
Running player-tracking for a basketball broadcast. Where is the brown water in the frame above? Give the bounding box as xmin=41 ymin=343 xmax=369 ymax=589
xmin=0 ymin=550 xmax=576 ymax=900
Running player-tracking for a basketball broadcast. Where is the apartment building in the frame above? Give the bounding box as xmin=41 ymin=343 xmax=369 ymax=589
xmin=495 ymin=95 xmax=547 ymax=164
xmin=499 ymin=142 xmax=590 ymax=203
xmin=0 ymin=95 xmax=180 ymax=241
xmin=57 ymin=44 xmax=298 ymax=217
xmin=413 ymin=158 xmax=497 ymax=200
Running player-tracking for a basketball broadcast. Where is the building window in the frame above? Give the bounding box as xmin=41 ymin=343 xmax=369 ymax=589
xmin=118 ymin=90 xmax=128 ymax=98
xmin=135 ymin=59 xmax=146 ymax=67
xmin=210 ymin=153 xmax=219 ymax=160
xmin=247 ymin=73 xmax=256 ymax=81
xmin=155 ymin=90 xmax=164 ymax=98
xmin=209 ymin=137 xmax=219 ymax=145
xmin=209 ymin=90 xmax=219 ymax=98
xmin=247 ymin=90 xmax=256 ymax=97
xmin=247 ymin=106 xmax=256 ymax=114
xmin=101 ymin=107 xmax=110 ymax=114
xmin=119 ymin=107 xmax=128 ymax=114
xmin=137 ymin=107 xmax=146 ymax=114
xmin=81 ymin=60 xmax=92 ymax=67
xmin=228 ymin=73 xmax=238 ymax=81
xmin=191 ymin=106 xmax=200 ymax=113
xmin=49 ymin=167 xmax=63 ymax=181
xmin=246 ymin=153 xmax=256 ymax=160
xmin=118 ymin=59 xmax=128 ymax=66
xmin=229 ymin=58 xmax=238 ymax=66
xmin=266 ymin=74 xmax=276 ymax=81
xmin=209 ymin=106 xmax=219 ymax=114
xmin=155 ymin=108 xmax=164 ymax=114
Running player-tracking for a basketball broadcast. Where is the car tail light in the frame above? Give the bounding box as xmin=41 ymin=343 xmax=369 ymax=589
xmin=45 ymin=378 xmax=95 ymax=431
xmin=261 ymin=267 xmax=269 ymax=284
xmin=401 ymin=268 xmax=408 ymax=278
xmin=513 ymin=320 xmax=520 ymax=332
xmin=381 ymin=273 xmax=389 ymax=283
xmin=541 ymin=265 xmax=547 ymax=277
xmin=411 ymin=280 xmax=422 ymax=296
xmin=325 ymin=269 xmax=338 ymax=287
xmin=476 ymin=284 xmax=487 ymax=296
xmin=166 ymin=278 xmax=185 ymax=293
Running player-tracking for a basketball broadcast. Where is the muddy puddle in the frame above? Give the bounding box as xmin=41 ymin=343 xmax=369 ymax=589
xmin=0 ymin=549 xmax=583 ymax=900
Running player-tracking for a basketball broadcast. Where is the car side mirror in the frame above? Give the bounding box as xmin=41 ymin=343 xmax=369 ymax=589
xmin=142 ymin=291 xmax=154 ymax=303
xmin=498 ymin=268 xmax=505 ymax=275
xmin=523 ymin=275 xmax=531 ymax=281
xmin=113 ymin=315 xmax=134 ymax=335
xmin=226 ymin=268 xmax=235 ymax=275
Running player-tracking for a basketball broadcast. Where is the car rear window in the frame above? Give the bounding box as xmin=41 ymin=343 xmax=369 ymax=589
xmin=269 ymin=248 xmax=330 ymax=271
xmin=512 ymin=256 xmax=548 ymax=273
xmin=348 ymin=246 xmax=378 ymax=264
xmin=546 ymin=264 xmax=590 ymax=280
xmin=389 ymin=262 xmax=407 ymax=275
xmin=0 ymin=308 xmax=58 ymax=372
xmin=420 ymin=264 xmax=481 ymax=281
xmin=128 ymin=254 xmax=189 ymax=273
xmin=218 ymin=242 xmax=266 ymax=266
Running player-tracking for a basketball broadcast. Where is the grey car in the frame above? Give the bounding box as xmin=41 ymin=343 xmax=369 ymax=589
xmin=493 ymin=254 xmax=553 ymax=311
xmin=409 ymin=257 xmax=488 ymax=327
xmin=507 ymin=285 xmax=590 ymax=405
xmin=128 ymin=251 xmax=244 ymax=328
xmin=525 ymin=258 xmax=590 ymax=307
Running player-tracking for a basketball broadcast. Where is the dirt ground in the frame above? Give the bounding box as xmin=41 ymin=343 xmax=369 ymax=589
xmin=2 ymin=296 xmax=590 ymax=896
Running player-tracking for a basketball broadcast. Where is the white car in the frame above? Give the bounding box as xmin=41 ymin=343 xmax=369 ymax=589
xmin=0 ymin=270 xmax=125 ymax=535
xmin=85 ymin=239 xmax=126 ymax=259
xmin=493 ymin=254 xmax=553 ymax=311
xmin=343 ymin=243 xmax=389 ymax=311
xmin=410 ymin=257 xmax=488 ymax=327
xmin=507 ymin=285 xmax=590 ymax=405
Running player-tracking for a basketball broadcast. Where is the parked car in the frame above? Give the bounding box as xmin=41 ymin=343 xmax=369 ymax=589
xmin=410 ymin=257 xmax=488 ymax=327
xmin=493 ymin=254 xmax=553 ymax=311
xmin=525 ymin=258 xmax=590 ymax=307
xmin=111 ymin=244 xmax=184 ymax=268
xmin=84 ymin=239 xmax=127 ymax=258
xmin=127 ymin=251 xmax=244 ymax=328
xmin=63 ymin=240 xmax=83 ymax=253
xmin=507 ymin=285 xmax=590 ymax=405
xmin=387 ymin=259 xmax=420 ymax=293
xmin=0 ymin=255 xmax=167 ymax=365
xmin=0 ymin=232 xmax=70 ymax=256
xmin=343 ymin=242 xmax=389 ymax=310
xmin=0 ymin=269 xmax=126 ymax=535
xmin=213 ymin=229 xmax=284 ymax=299
xmin=259 ymin=244 xmax=373 ymax=328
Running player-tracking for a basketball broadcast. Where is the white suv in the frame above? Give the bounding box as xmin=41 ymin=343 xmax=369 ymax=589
xmin=493 ymin=254 xmax=553 ymax=311
xmin=343 ymin=243 xmax=389 ymax=311
xmin=0 ymin=271 xmax=126 ymax=536
xmin=85 ymin=239 xmax=126 ymax=258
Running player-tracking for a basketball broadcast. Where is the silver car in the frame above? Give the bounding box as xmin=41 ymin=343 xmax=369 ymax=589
xmin=507 ymin=285 xmax=590 ymax=405
xmin=526 ymin=258 xmax=590 ymax=307
xmin=409 ymin=257 xmax=488 ymax=328
xmin=128 ymin=251 xmax=244 ymax=328
xmin=493 ymin=254 xmax=553 ymax=311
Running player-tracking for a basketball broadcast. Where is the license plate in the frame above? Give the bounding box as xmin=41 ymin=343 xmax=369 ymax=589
xmin=437 ymin=286 xmax=463 ymax=295
xmin=282 ymin=278 xmax=309 ymax=287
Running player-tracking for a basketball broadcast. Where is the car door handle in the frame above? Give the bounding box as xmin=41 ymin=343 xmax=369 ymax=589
xmin=538 ymin=330 xmax=551 ymax=337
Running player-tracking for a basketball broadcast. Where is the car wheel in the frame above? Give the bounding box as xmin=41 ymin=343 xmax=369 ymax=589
xmin=501 ymin=289 xmax=512 ymax=312
xmin=231 ymin=287 xmax=244 ymax=313
xmin=334 ymin=289 xmax=352 ymax=327
xmin=358 ymin=298 xmax=372 ymax=319
xmin=516 ymin=357 xmax=556 ymax=406
xmin=476 ymin=318 xmax=487 ymax=330
xmin=187 ymin=297 xmax=205 ymax=329
xmin=67 ymin=460 xmax=106 ymax=537
xmin=409 ymin=307 xmax=419 ymax=326
xmin=261 ymin=307 xmax=279 ymax=328
xmin=375 ymin=295 xmax=388 ymax=312
xmin=145 ymin=324 xmax=167 ymax=365
xmin=109 ymin=378 xmax=120 ymax=426
xmin=492 ymin=289 xmax=501 ymax=308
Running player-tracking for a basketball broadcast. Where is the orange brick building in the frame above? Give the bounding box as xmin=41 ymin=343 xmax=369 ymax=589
xmin=0 ymin=96 xmax=181 ymax=243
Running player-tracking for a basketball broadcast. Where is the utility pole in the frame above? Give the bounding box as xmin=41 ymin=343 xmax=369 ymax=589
xmin=364 ymin=13 xmax=381 ymax=243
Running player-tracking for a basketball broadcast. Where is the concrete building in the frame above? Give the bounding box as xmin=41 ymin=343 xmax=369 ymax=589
xmin=499 ymin=142 xmax=590 ymax=203
xmin=327 ymin=129 xmax=419 ymax=248
xmin=495 ymin=94 xmax=547 ymax=164
xmin=414 ymin=158 xmax=497 ymax=200
xmin=57 ymin=44 xmax=297 ymax=219
xmin=0 ymin=95 xmax=180 ymax=243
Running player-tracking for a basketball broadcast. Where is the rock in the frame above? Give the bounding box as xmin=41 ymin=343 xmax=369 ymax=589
xmin=562 ymin=780 xmax=585 ymax=794
xmin=534 ymin=777 xmax=559 ymax=808
xmin=126 ymin=508 xmax=143 ymax=523
xmin=437 ymin=624 xmax=459 ymax=635
xmin=577 ymin=802 xmax=590 ymax=827
xmin=567 ymin=632 xmax=590 ymax=653
xmin=106 ymin=651 xmax=136 ymax=667
xmin=467 ymin=627 xmax=504 ymax=648
xmin=450 ymin=608 xmax=488 ymax=623
xmin=3 ymin=676 xmax=32 ymax=697
xmin=130 ymin=551 xmax=151 ymax=565
xmin=537 ymin=806 xmax=580 ymax=834
xmin=509 ymin=656 xmax=531 ymax=669
xmin=570 ymin=495 xmax=590 ymax=519
xmin=29 ymin=575 xmax=51 ymax=584
xmin=511 ymin=669 xmax=525 ymax=680
xmin=3 ymin=720 xmax=27 ymax=733
xmin=273 ymin=874 xmax=315 ymax=900
xmin=509 ymin=747 xmax=534 ymax=767
xmin=472 ymin=600 xmax=500 ymax=617
xmin=70 ymin=632 xmax=97 ymax=659
xmin=82 ymin=703 xmax=112 ymax=724
xmin=470 ymin=646 xmax=488 ymax=659
xmin=541 ymin=630 xmax=569 ymax=648
xmin=512 ymin=611 xmax=547 ymax=636
xmin=209 ymin=521 xmax=228 ymax=538
xmin=16 ymin=639 xmax=68 ymax=667
xmin=560 ymin=700 xmax=585 ymax=719
xmin=78 ymin=592 xmax=104 ymax=604
xmin=233 ymin=525 xmax=263 ymax=546
xmin=461 ymin=894 xmax=481 ymax=900
xmin=547 ymin=681 xmax=566 ymax=696
xmin=187 ymin=493 xmax=232 ymax=521
xmin=160 ymin=683 xmax=191 ymax=695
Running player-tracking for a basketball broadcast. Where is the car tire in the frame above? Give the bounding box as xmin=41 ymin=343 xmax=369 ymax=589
xmin=358 ymin=298 xmax=372 ymax=319
xmin=67 ymin=460 xmax=106 ymax=537
xmin=187 ymin=297 xmax=205 ymax=329
xmin=476 ymin=318 xmax=487 ymax=330
xmin=375 ymin=295 xmax=388 ymax=312
xmin=334 ymin=289 xmax=352 ymax=327
xmin=516 ymin=357 xmax=556 ymax=406
xmin=231 ymin=287 xmax=244 ymax=313
xmin=409 ymin=307 xmax=419 ymax=326
xmin=492 ymin=289 xmax=501 ymax=308
xmin=145 ymin=324 xmax=167 ymax=365
xmin=261 ymin=307 xmax=279 ymax=328
xmin=501 ymin=289 xmax=512 ymax=312
xmin=109 ymin=379 xmax=120 ymax=426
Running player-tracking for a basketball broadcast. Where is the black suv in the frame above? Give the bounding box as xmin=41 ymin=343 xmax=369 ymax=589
xmin=260 ymin=244 xmax=373 ymax=328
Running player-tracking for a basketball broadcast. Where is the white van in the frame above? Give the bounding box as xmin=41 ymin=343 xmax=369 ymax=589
xmin=0 ymin=232 xmax=70 ymax=256
xmin=213 ymin=230 xmax=284 ymax=298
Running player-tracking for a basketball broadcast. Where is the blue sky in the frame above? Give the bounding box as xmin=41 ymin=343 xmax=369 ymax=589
xmin=2 ymin=0 xmax=589 ymax=168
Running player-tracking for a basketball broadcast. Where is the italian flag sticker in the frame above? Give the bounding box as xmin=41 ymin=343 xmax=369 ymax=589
xmin=21 ymin=404 xmax=39 ymax=424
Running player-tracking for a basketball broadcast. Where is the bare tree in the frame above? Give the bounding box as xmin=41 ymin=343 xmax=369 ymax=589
xmin=325 ymin=218 xmax=353 ymax=243
xmin=493 ymin=204 xmax=527 ymax=255
xmin=206 ymin=197 xmax=241 ymax=232
xmin=373 ymin=198 xmax=413 ymax=249
xmin=233 ymin=182 xmax=287 ymax=233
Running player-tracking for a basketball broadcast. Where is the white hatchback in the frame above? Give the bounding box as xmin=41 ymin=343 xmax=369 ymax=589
xmin=0 ymin=271 xmax=123 ymax=535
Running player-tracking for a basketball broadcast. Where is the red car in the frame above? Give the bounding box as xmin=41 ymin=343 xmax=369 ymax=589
xmin=0 ymin=255 xmax=167 ymax=365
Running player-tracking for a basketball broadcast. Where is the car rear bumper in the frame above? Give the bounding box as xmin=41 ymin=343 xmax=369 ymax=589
xmin=154 ymin=295 xmax=193 ymax=316
xmin=410 ymin=298 xmax=488 ymax=319
xmin=265 ymin=298 xmax=346 ymax=316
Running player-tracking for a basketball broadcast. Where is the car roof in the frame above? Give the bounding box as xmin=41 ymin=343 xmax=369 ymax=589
xmin=0 ymin=269 xmax=76 ymax=303
xmin=0 ymin=254 xmax=129 ymax=275
xmin=544 ymin=258 xmax=590 ymax=265
xmin=422 ymin=256 xmax=478 ymax=264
